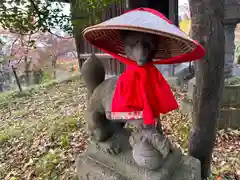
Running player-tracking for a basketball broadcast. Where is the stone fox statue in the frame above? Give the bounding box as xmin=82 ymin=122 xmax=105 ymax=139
xmin=81 ymin=7 xmax=205 ymax=170
xmin=81 ymin=30 xmax=160 ymax=146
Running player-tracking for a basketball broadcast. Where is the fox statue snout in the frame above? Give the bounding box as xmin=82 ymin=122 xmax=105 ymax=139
xmin=120 ymin=30 xmax=159 ymax=66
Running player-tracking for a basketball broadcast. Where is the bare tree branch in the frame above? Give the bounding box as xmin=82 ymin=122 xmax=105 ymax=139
xmin=48 ymin=29 xmax=72 ymax=39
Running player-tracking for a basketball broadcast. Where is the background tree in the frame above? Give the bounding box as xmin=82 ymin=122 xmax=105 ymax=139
xmin=187 ymin=0 xmax=225 ymax=179
xmin=0 ymin=28 xmax=30 ymax=90
xmin=35 ymin=32 xmax=76 ymax=78
xmin=0 ymin=29 xmax=42 ymax=85
xmin=0 ymin=0 xmax=120 ymax=69
xmin=0 ymin=28 xmax=76 ymax=87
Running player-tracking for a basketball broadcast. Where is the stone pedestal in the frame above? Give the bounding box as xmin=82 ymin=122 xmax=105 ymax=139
xmin=75 ymin=131 xmax=201 ymax=180
xmin=180 ymin=78 xmax=240 ymax=129
xmin=224 ymin=23 xmax=236 ymax=78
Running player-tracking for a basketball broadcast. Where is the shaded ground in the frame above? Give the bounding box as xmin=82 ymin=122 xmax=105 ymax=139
xmin=163 ymin=89 xmax=240 ymax=180
xmin=0 ymin=78 xmax=239 ymax=180
xmin=0 ymin=78 xmax=88 ymax=180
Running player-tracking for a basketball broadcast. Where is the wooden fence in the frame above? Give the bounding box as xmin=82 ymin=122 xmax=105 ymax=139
xmin=79 ymin=0 xmax=126 ymax=76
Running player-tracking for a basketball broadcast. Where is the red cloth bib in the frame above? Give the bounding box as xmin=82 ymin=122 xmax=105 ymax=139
xmin=111 ymin=63 xmax=178 ymax=125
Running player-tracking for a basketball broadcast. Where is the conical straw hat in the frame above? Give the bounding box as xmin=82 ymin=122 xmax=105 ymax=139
xmin=83 ymin=8 xmax=205 ymax=64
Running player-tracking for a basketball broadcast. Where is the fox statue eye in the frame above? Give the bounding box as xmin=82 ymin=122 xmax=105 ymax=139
xmin=131 ymin=40 xmax=140 ymax=47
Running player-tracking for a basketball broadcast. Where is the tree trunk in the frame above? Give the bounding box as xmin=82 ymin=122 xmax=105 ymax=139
xmin=0 ymin=79 xmax=4 ymax=92
xmin=70 ymin=0 xmax=87 ymax=71
xmin=12 ymin=66 xmax=22 ymax=92
xmin=24 ymin=56 xmax=32 ymax=85
xmin=33 ymin=69 xmax=44 ymax=84
xmin=52 ymin=57 xmax=57 ymax=79
xmin=126 ymin=0 xmax=148 ymax=9
xmin=188 ymin=0 xmax=225 ymax=179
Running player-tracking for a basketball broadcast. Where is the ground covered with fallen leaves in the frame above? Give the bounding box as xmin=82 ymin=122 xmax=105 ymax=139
xmin=0 ymin=78 xmax=239 ymax=180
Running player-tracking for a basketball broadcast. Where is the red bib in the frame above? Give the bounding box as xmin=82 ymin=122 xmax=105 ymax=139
xmin=110 ymin=63 xmax=178 ymax=125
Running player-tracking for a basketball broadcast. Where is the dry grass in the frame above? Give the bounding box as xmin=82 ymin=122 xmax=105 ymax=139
xmin=0 ymin=78 xmax=239 ymax=180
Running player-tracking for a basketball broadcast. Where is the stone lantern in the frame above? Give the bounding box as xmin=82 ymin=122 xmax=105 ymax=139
xmin=224 ymin=0 xmax=240 ymax=78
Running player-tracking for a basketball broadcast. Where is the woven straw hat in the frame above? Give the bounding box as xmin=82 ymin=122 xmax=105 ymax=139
xmin=83 ymin=8 xmax=205 ymax=64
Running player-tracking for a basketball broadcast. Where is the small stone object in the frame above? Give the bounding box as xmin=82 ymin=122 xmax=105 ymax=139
xmin=132 ymin=138 xmax=162 ymax=170
xmin=129 ymin=127 xmax=172 ymax=170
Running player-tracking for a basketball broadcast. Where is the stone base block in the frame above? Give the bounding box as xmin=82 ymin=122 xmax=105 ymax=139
xmin=180 ymin=98 xmax=240 ymax=129
xmin=76 ymin=142 xmax=201 ymax=180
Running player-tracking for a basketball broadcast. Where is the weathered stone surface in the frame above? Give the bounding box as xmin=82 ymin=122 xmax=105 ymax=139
xmin=172 ymin=156 xmax=201 ymax=180
xmin=187 ymin=77 xmax=240 ymax=104
xmin=181 ymin=76 xmax=240 ymax=129
xmin=224 ymin=0 xmax=240 ymax=23
xmin=180 ymin=97 xmax=240 ymax=129
xmin=224 ymin=5 xmax=240 ymax=23
xmin=76 ymin=137 xmax=201 ymax=180
xmin=222 ymin=84 xmax=240 ymax=106
xmin=187 ymin=78 xmax=195 ymax=99
xmin=224 ymin=24 xmax=236 ymax=78
xmin=76 ymin=155 xmax=127 ymax=180
xmin=218 ymin=108 xmax=240 ymax=129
